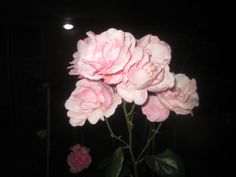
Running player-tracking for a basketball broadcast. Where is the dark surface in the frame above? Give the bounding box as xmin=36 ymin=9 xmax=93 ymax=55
xmin=2 ymin=1 xmax=233 ymax=177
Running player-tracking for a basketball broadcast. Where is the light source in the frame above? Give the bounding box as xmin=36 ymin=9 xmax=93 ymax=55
xmin=63 ymin=23 xmax=74 ymax=30
xmin=62 ymin=18 xmax=74 ymax=30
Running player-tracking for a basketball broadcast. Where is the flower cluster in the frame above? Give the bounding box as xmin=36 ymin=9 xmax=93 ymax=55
xmin=67 ymin=144 xmax=92 ymax=173
xmin=65 ymin=28 xmax=199 ymax=126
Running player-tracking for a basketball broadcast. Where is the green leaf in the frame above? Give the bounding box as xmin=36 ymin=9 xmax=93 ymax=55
xmin=106 ymin=147 xmax=124 ymax=177
xmin=144 ymin=148 xmax=185 ymax=177
xmin=118 ymin=160 xmax=130 ymax=177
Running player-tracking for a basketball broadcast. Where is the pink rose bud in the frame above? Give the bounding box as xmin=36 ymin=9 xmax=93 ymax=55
xmin=67 ymin=144 xmax=92 ymax=173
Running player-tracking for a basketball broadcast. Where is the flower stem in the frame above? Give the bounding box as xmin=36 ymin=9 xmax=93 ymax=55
xmin=122 ymin=102 xmax=138 ymax=177
xmin=106 ymin=101 xmax=163 ymax=177
xmin=104 ymin=117 xmax=128 ymax=146
xmin=137 ymin=123 xmax=162 ymax=163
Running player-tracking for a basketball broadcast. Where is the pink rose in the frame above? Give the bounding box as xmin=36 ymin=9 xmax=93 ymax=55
xmin=116 ymin=45 xmax=174 ymax=105
xmin=128 ymin=50 xmax=164 ymax=90
xmin=68 ymin=28 xmax=136 ymax=84
xmin=65 ymin=79 xmax=122 ymax=126
xmin=158 ymin=74 xmax=199 ymax=115
xmin=67 ymin=144 xmax=92 ymax=173
xmin=136 ymin=34 xmax=174 ymax=92
xmin=141 ymin=95 xmax=170 ymax=122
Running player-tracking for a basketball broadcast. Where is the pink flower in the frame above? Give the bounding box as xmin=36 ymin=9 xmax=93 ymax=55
xmin=116 ymin=39 xmax=174 ymax=105
xmin=65 ymin=79 xmax=122 ymax=126
xmin=157 ymin=74 xmax=199 ymax=115
xmin=68 ymin=28 xmax=136 ymax=84
xmin=67 ymin=144 xmax=92 ymax=173
xmin=141 ymin=95 xmax=170 ymax=122
xmin=137 ymin=34 xmax=174 ymax=92
xmin=128 ymin=50 xmax=164 ymax=90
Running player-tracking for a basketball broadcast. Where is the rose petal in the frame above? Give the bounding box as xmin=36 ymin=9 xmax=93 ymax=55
xmin=141 ymin=96 xmax=170 ymax=122
xmin=117 ymin=83 xmax=134 ymax=103
xmin=104 ymin=94 xmax=122 ymax=117
xmin=133 ymin=89 xmax=148 ymax=105
xmin=88 ymin=109 xmax=103 ymax=124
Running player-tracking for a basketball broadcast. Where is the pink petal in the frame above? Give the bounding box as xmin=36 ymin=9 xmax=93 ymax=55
xmin=67 ymin=111 xmax=87 ymax=126
xmin=116 ymin=83 xmax=134 ymax=103
xmin=141 ymin=96 xmax=170 ymax=122
xmin=105 ymin=28 xmax=124 ymax=42
xmin=104 ymin=94 xmax=122 ymax=117
xmin=88 ymin=109 xmax=103 ymax=124
xmin=124 ymin=47 xmax=144 ymax=72
xmin=148 ymin=68 xmax=175 ymax=92
xmin=149 ymin=41 xmax=171 ymax=65
xmin=104 ymin=72 xmax=123 ymax=84
xmin=65 ymin=99 xmax=80 ymax=112
xmin=137 ymin=34 xmax=160 ymax=48
xmin=133 ymin=89 xmax=148 ymax=105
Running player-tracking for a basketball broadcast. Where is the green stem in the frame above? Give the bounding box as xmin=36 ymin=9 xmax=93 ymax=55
xmin=104 ymin=117 xmax=128 ymax=146
xmin=137 ymin=123 xmax=162 ymax=163
xmin=129 ymin=103 xmax=136 ymax=121
xmin=106 ymin=100 xmax=163 ymax=177
xmin=122 ymin=102 xmax=138 ymax=177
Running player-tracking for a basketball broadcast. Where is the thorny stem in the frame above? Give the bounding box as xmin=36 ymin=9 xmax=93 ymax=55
xmin=104 ymin=117 xmax=128 ymax=146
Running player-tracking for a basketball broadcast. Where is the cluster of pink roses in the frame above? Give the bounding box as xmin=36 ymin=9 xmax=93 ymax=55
xmin=65 ymin=28 xmax=199 ymax=126
xmin=67 ymin=144 xmax=92 ymax=173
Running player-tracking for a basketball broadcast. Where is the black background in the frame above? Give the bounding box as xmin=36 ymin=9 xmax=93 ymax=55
xmin=1 ymin=0 xmax=233 ymax=177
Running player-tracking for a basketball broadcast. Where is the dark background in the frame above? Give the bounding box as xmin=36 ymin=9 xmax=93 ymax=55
xmin=1 ymin=0 xmax=233 ymax=177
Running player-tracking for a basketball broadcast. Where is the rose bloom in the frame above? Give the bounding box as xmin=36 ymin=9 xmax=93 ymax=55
xmin=141 ymin=74 xmax=199 ymax=121
xmin=136 ymin=34 xmax=174 ymax=92
xmin=157 ymin=73 xmax=199 ymax=115
xmin=116 ymin=34 xmax=174 ymax=105
xmin=67 ymin=144 xmax=92 ymax=174
xmin=68 ymin=28 xmax=136 ymax=84
xmin=65 ymin=79 xmax=122 ymax=126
